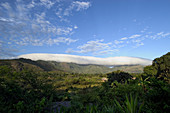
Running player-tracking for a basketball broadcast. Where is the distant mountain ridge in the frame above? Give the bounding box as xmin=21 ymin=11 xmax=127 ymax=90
xmin=0 ymin=58 xmax=145 ymax=74
xmin=18 ymin=53 xmax=152 ymax=66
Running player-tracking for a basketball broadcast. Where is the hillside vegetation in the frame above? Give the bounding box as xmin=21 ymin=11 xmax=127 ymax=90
xmin=0 ymin=58 xmax=145 ymax=74
xmin=0 ymin=52 xmax=169 ymax=113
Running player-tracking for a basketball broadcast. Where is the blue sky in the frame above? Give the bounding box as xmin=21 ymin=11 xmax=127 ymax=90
xmin=0 ymin=0 xmax=170 ymax=60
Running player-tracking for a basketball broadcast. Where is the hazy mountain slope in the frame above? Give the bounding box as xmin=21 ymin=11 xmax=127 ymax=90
xmin=0 ymin=58 xmax=145 ymax=74
xmin=0 ymin=59 xmax=44 ymax=71
xmin=49 ymin=61 xmax=115 ymax=74
xmin=111 ymin=65 xmax=145 ymax=73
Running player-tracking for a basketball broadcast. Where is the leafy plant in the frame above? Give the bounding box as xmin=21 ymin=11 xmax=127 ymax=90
xmin=114 ymin=94 xmax=143 ymax=113
xmin=142 ymin=78 xmax=170 ymax=113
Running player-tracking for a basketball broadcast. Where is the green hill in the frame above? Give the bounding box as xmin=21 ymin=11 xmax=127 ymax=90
xmin=0 ymin=58 xmax=145 ymax=74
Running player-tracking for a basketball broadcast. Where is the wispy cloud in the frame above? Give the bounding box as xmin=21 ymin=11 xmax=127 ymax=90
xmin=40 ymin=0 xmax=55 ymax=9
xmin=120 ymin=37 xmax=128 ymax=40
xmin=73 ymin=1 xmax=91 ymax=11
xmin=114 ymin=40 xmax=124 ymax=44
xmin=140 ymin=26 xmax=149 ymax=33
xmin=46 ymin=37 xmax=78 ymax=46
xmin=64 ymin=1 xmax=91 ymax=16
xmin=66 ymin=39 xmax=116 ymax=55
xmin=0 ymin=0 xmax=91 ymax=57
xmin=18 ymin=53 xmax=152 ymax=66
xmin=0 ymin=40 xmax=19 ymax=59
xmin=115 ymin=31 xmax=170 ymax=49
xmin=135 ymin=42 xmax=144 ymax=48
xmin=114 ymin=34 xmax=142 ymax=48
xmin=1 ymin=2 xmax=11 ymax=10
xmin=129 ymin=34 xmax=141 ymax=39
xmin=149 ymin=32 xmax=170 ymax=40
xmin=66 ymin=30 xmax=170 ymax=56
xmin=27 ymin=0 xmax=59 ymax=9
xmin=77 ymin=39 xmax=111 ymax=53
xmin=0 ymin=1 xmax=66 ymax=39
xmin=15 ymin=37 xmax=77 ymax=46
xmin=74 ymin=25 xmax=78 ymax=29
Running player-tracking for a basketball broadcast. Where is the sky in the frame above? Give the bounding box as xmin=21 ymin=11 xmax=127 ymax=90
xmin=0 ymin=0 xmax=170 ymax=60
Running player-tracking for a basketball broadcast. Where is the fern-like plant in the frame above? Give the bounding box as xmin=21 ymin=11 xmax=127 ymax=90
xmin=114 ymin=94 xmax=143 ymax=113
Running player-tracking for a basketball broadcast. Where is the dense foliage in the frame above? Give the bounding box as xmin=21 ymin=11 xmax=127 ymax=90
xmin=107 ymin=70 xmax=132 ymax=84
xmin=0 ymin=52 xmax=170 ymax=113
xmin=0 ymin=65 xmax=105 ymax=112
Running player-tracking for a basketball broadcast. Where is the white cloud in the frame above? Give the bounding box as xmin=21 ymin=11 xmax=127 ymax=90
xmin=148 ymin=32 xmax=170 ymax=40
xmin=114 ymin=40 xmax=123 ymax=44
xmin=64 ymin=1 xmax=91 ymax=16
xmin=46 ymin=37 xmax=77 ymax=45
xmin=112 ymin=34 xmax=144 ymax=49
xmin=0 ymin=0 xmax=91 ymax=57
xmin=1 ymin=2 xmax=11 ymax=10
xmin=132 ymin=38 xmax=143 ymax=43
xmin=157 ymin=32 xmax=164 ymax=36
xmin=115 ymin=31 xmax=170 ymax=49
xmin=96 ymin=49 xmax=119 ymax=55
xmin=130 ymin=36 xmax=145 ymax=48
xmin=56 ymin=27 xmax=73 ymax=35
xmin=129 ymin=34 xmax=141 ymax=39
xmin=27 ymin=0 xmax=35 ymax=8
xmin=40 ymin=0 xmax=55 ymax=9
xmin=15 ymin=37 xmax=44 ymax=46
xmin=18 ymin=53 xmax=152 ymax=66
xmin=74 ymin=25 xmax=78 ymax=29
xmin=162 ymin=33 xmax=170 ymax=37
xmin=66 ymin=39 xmax=117 ymax=55
xmin=0 ymin=17 xmax=14 ymax=22
xmin=67 ymin=31 xmax=170 ymax=56
xmin=73 ymin=1 xmax=91 ymax=11
xmin=0 ymin=0 xmax=87 ymax=38
xmin=120 ymin=37 xmax=128 ymax=40
xmin=134 ymin=42 xmax=144 ymax=48
xmin=15 ymin=37 xmax=77 ymax=46
xmin=33 ymin=12 xmax=73 ymax=36
xmin=67 ymin=33 xmax=145 ymax=55
xmin=0 ymin=40 xmax=19 ymax=59
xmin=77 ymin=40 xmax=110 ymax=52
xmin=71 ymin=39 xmax=113 ymax=54
xmin=140 ymin=26 xmax=149 ymax=33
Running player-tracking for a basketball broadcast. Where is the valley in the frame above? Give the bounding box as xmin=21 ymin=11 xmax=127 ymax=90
xmin=0 ymin=52 xmax=169 ymax=113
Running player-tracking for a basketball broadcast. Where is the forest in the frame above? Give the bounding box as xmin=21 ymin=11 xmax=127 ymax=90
xmin=0 ymin=52 xmax=169 ymax=113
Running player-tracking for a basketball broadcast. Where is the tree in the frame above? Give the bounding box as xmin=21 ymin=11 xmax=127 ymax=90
xmin=153 ymin=52 xmax=170 ymax=81
xmin=107 ymin=70 xmax=132 ymax=84
xmin=143 ymin=65 xmax=157 ymax=77
xmin=143 ymin=52 xmax=170 ymax=83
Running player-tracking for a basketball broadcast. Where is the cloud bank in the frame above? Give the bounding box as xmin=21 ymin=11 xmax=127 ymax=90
xmin=18 ymin=53 xmax=152 ymax=66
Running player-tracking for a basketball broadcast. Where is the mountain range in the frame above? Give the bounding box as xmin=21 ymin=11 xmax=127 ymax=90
xmin=0 ymin=58 xmax=145 ymax=74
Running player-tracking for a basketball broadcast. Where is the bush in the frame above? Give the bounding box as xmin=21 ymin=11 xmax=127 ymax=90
xmin=107 ymin=70 xmax=132 ymax=84
xmin=142 ymin=78 xmax=170 ymax=113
